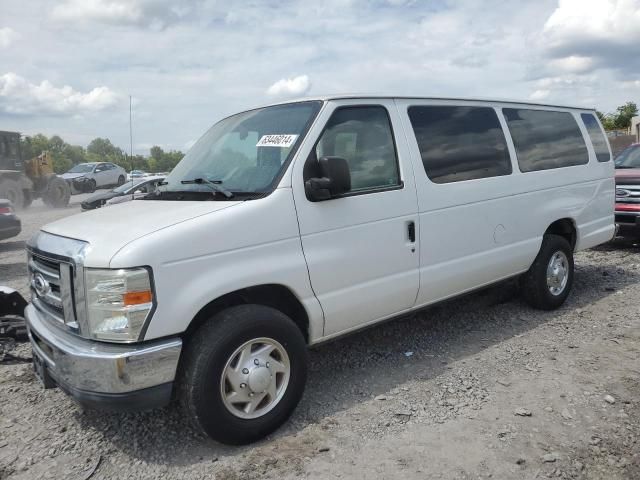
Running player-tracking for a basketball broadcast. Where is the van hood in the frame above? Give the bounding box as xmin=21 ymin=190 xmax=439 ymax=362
xmin=42 ymin=199 xmax=240 ymax=266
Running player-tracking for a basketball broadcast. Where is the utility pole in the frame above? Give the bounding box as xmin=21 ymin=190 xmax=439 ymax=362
xmin=129 ymin=95 xmax=134 ymax=172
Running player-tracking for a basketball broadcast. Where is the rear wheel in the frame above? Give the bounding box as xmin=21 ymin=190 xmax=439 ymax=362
xmin=43 ymin=176 xmax=71 ymax=208
xmin=22 ymin=190 xmax=33 ymax=209
xmin=520 ymin=234 xmax=574 ymax=310
xmin=177 ymin=305 xmax=307 ymax=445
xmin=0 ymin=179 xmax=24 ymax=210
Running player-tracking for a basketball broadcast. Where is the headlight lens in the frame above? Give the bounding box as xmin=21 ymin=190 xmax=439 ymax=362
xmin=85 ymin=267 xmax=154 ymax=342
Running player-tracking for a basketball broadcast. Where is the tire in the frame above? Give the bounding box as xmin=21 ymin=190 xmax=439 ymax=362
xmin=177 ymin=305 xmax=308 ymax=445
xmin=520 ymin=234 xmax=574 ymax=310
xmin=117 ymin=175 xmax=125 ymax=186
xmin=0 ymin=179 xmax=24 ymax=210
xmin=43 ymin=176 xmax=71 ymax=208
xmin=86 ymin=179 xmax=97 ymax=193
xmin=22 ymin=190 xmax=33 ymax=209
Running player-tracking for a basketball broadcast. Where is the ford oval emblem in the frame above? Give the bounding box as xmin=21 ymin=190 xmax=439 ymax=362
xmin=616 ymin=188 xmax=630 ymax=198
xmin=32 ymin=272 xmax=51 ymax=297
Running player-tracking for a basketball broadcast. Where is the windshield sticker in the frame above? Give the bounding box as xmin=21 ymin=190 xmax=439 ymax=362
xmin=256 ymin=134 xmax=298 ymax=148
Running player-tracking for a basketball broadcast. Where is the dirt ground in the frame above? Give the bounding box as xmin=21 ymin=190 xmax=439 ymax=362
xmin=0 ymin=199 xmax=638 ymax=479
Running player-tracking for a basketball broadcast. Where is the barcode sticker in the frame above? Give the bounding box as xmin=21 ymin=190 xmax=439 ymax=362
xmin=256 ymin=134 xmax=298 ymax=148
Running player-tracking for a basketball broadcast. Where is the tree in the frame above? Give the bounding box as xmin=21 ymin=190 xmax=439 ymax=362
xmin=87 ymin=137 xmax=123 ymax=159
xmin=613 ymin=102 xmax=638 ymax=130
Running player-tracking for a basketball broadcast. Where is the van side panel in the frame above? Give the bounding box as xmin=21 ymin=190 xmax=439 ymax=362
xmin=395 ymin=99 xmax=614 ymax=309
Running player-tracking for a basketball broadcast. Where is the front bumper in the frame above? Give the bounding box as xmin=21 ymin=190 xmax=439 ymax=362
xmin=25 ymin=303 xmax=182 ymax=411
xmin=615 ymin=206 xmax=640 ymax=236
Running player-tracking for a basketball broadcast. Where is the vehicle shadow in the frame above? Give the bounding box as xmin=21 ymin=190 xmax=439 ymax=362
xmin=72 ymin=250 xmax=640 ymax=469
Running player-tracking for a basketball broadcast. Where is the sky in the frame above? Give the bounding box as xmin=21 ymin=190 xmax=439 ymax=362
xmin=0 ymin=0 xmax=639 ymax=155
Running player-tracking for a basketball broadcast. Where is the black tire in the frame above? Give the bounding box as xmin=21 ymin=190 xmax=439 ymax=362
xmin=86 ymin=179 xmax=97 ymax=193
xmin=22 ymin=190 xmax=33 ymax=209
xmin=43 ymin=176 xmax=71 ymax=208
xmin=0 ymin=179 xmax=24 ymax=210
xmin=117 ymin=175 xmax=125 ymax=186
xmin=520 ymin=234 xmax=574 ymax=310
xmin=177 ymin=305 xmax=308 ymax=445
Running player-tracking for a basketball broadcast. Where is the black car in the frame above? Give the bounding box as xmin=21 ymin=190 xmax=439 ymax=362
xmin=80 ymin=177 xmax=164 ymax=210
xmin=0 ymin=199 xmax=21 ymax=241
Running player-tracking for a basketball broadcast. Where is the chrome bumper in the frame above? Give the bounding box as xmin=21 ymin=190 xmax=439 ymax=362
xmin=25 ymin=303 xmax=182 ymax=410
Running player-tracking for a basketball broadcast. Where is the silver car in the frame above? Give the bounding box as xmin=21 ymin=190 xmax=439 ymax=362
xmin=61 ymin=162 xmax=127 ymax=193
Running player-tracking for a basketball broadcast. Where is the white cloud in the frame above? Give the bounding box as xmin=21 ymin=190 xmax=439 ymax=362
xmin=542 ymin=0 xmax=640 ymax=74
xmin=50 ymin=0 xmax=193 ymax=28
xmin=0 ymin=27 xmax=17 ymax=48
xmin=266 ymin=75 xmax=311 ymax=98
xmin=529 ymin=89 xmax=550 ymax=101
xmin=0 ymin=72 xmax=120 ymax=116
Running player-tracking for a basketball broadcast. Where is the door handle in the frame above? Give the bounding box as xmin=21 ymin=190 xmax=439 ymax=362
xmin=407 ymin=221 xmax=416 ymax=243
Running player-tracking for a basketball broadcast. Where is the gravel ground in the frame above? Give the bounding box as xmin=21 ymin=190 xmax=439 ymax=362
xmin=0 ymin=200 xmax=638 ymax=479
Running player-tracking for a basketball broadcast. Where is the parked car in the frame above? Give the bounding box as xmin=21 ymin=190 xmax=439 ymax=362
xmin=81 ymin=177 xmax=165 ymax=211
xmin=613 ymin=143 xmax=640 ymax=238
xmin=0 ymin=199 xmax=21 ymax=241
xmin=128 ymin=170 xmax=148 ymax=180
xmin=24 ymin=96 xmax=614 ymax=445
xmin=61 ymin=162 xmax=127 ymax=193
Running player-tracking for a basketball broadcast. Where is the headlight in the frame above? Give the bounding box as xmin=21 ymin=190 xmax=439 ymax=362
xmin=85 ymin=267 xmax=155 ymax=342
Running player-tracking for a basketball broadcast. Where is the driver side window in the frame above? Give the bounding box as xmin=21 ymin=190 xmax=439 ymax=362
xmin=315 ymin=106 xmax=400 ymax=192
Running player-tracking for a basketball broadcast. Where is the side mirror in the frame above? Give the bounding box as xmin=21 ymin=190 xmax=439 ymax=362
xmin=305 ymin=156 xmax=351 ymax=201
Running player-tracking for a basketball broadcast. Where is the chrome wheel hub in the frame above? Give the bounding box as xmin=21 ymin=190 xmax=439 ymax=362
xmin=546 ymin=251 xmax=569 ymax=296
xmin=220 ymin=337 xmax=290 ymax=419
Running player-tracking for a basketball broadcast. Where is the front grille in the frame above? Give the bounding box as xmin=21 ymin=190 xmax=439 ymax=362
xmin=28 ymin=252 xmax=77 ymax=330
xmin=615 ymin=185 xmax=640 ymax=204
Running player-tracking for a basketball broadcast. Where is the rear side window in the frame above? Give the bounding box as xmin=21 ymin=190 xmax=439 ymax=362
xmin=581 ymin=113 xmax=610 ymax=162
xmin=407 ymin=105 xmax=512 ymax=184
xmin=503 ymin=109 xmax=589 ymax=172
xmin=315 ymin=106 xmax=400 ymax=191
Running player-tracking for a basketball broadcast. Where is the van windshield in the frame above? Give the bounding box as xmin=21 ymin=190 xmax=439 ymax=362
xmin=159 ymin=101 xmax=321 ymax=197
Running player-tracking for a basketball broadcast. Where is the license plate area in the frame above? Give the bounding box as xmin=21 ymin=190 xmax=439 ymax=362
xmin=32 ymin=347 xmax=56 ymax=389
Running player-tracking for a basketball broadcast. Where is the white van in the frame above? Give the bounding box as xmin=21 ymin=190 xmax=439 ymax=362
xmin=25 ymin=95 xmax=614 ymax=444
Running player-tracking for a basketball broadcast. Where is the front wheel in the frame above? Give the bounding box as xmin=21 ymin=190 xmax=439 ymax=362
xmin=520 ymin=234 xmax=574 ymax=310
xmin=117 ymin=175 xmax=125 ymax=186
xmin=177 ymin=305 xmax=308 ymax=445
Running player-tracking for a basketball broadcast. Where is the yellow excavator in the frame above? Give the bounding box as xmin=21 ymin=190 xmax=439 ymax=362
xmin=0 ymin=130 xmax=70 ymax=209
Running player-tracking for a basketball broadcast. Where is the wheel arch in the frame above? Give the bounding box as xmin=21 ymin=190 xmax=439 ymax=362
xmin=544 ymin=218 xmax=577 ymax=251
xmin=183 ymin=284 xmax=311 ymax=344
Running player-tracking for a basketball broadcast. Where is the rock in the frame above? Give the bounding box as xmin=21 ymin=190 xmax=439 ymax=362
xmin=544 ymin=406 xmax=554 ymax=413
xmin=496 ymin=379 xmax=511 ymax=387
xmin=394 ymin=410 xmax=412 ymax=417
xmin=561 ymin=409 xmax=573 ymax=420
xmin=318 ymin=447 xmax=330 ymax=453
xmin=404 ymin=351 xmax=414 ymax=357
xmin=514 ymin=408 xmax=532 ymax=417
xmin=516 ymin=458 xmax=526 ymax=465
xmin=375 ymin=395 xmax=388 ymax=401
xmin=542 ymin=453 xmax=557 ymax=463
xmin=604 ymin=395 xmax=615 ymax=404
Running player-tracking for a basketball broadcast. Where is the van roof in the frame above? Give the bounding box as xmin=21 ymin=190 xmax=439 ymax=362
xmin=265 ymin=94 xmax=595 ymax=111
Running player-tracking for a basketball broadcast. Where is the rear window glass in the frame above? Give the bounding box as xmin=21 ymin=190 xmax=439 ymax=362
xmin=581 ymin=113 xmax=610 ymax=162
xmin=503 ymin=109 xmax=589 ymax=172
xmin=407 ymin=106 xmax=512 ymax=184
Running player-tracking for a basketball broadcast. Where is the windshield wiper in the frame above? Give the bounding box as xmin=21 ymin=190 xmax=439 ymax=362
xmin=615 ymin=165 xmax=636 ymax=169
xmin=179 ymin=178 xmax=234 ymax=198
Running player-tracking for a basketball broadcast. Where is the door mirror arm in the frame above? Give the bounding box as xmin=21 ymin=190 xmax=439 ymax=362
xmin=305 ymin=156 xmax=351 ymax=202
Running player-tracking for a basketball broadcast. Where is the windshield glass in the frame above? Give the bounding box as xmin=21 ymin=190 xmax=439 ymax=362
xmin=160 ymin=101 xmax=321 ymax=195
xmin=615 ymin=145 xmax=640 ymax=168
xmin=68 ymin=163 xmax=95 ymax=174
